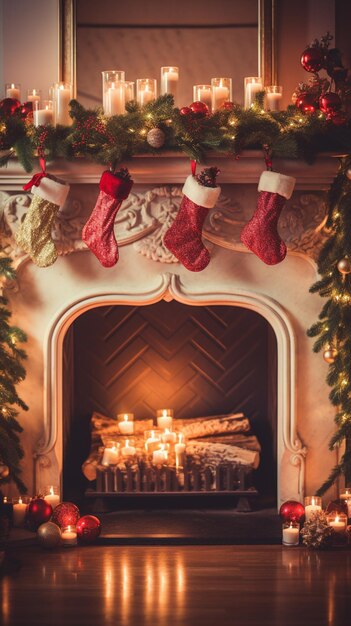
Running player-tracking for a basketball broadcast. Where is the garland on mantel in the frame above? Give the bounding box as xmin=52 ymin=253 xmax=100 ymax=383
xmin=1 ymin=94 xmax=351 ymax=173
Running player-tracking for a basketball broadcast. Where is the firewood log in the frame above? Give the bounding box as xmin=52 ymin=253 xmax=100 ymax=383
xmin=200 ymin=434 xmax=261 ymax=452
xmin=185 ymin=441 xmax=260 ymax=469
xmin=179 ymin=415 xmax=250 ymax=439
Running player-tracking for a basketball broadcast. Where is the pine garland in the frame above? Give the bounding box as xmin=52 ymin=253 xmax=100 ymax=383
xmin=307 ymin=156 xmax=351 ymax=495
xmin=1 ymin=94 xmax=351 ymax=172
xmin=0 ymin=257 xmax=28 ymax=493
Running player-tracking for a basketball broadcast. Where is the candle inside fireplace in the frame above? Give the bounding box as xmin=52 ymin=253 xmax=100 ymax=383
xmin=102 ymin=445 xmax=119 ymax=465
xmin=121 ymin=439 xmax=136 ymax=458
xmin=118 ymin=414 xmax=134 ymax=435
xmin=175 ymin=433 xmax=186 ymax=468
xmin=152 ymin=444 xmax=168 ymax=465
xmin=145 ymin=430 xmax=161 ymax=453
xmin=157 ymin=410 xmax=173 ymax=430
xmin=161 ymin=428 xmax=177 ymax=444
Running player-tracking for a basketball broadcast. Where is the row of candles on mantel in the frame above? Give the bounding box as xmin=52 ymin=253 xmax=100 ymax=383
xmin=4 ymin=69 xmax=282 ymax=128
xmin=283 ymin=494 xmax=351 ymax=546
xmin=101 ymin=409 xmax=186 ymax=468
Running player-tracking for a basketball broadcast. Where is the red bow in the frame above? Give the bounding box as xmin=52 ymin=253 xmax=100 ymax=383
xmin=23 ymin=172 xmax=46 ymax=191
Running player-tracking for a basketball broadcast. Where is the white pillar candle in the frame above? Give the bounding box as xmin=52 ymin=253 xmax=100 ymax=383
xmin=13 ymin=497 xmax=27 ymax=527
xmin=175 ymin=434 xmax=186 ymax=468
xmin=136 ymin=79 xmax=157 ymax=107
xmin=304 ymin=496 xmax=322 ymax=522
xmin=106 ymin=82 xmax=125 ymax=116
xmin=61 ymin=525 xmax=77 ymax=546
xmin=157 ymin=410 xmax=173 ymax=430
xmin=266 ymin=92 xmax=282 ymax=111
xmin=6 ymin=83 xmax=20 ymax=100
xmin=161 ymin=67 xmax=179 ymax=102
xmin=27 ymin=89 xmax=41 ymax=103
xmin=193 ymin=85 xmax=212 ymax=112
xmin=145 ymin=430 xmax=162 ymax=453
xmin=118 ymin=414 xmax=134 ymax=435
xmin=44 ymin=486 xmax=60 ymax=509
xmin=244 ymin=77 xmax=263 ymax=108
xmin=152 ymin=444 xmax=168 ymax=465
xmin=102 ymin=445 xmax=120 ymax=465
xmin=282 ymin=522 xmax=300 ymax=546
xmin=121 ymin=439 xmax=136 ymax=458
xmin=161 ymin=428 xmax=177 ymax=444
xmin=125 ymin=81 xmax=135 ymax=104
xmin=54 ymin=83 xmax=72 ymax=126
xmin=33 ymin=103 xmax=54 ymax=126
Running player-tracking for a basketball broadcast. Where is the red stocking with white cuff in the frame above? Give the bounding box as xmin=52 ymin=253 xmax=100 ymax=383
xmin=240 ymin=171 xmax=296 ymax=265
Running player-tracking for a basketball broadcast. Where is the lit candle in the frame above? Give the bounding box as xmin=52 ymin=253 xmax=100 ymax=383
xmin=244 ymin=77 xmax=263 ymax=108
xmin=193 ymin=85 xmax=212 ymax=112
xmin=33 ymin=101 xmax=54 ymax=126
xmin=145 ymin=430 xmax=162 ymax=453
xmin=44 ymin=486 xmax=60 ymax=510
xmin=13 ymin=497 xmax=27 ymax=527
xmin=175 ymin=433 xmax=186 ymax=468
xmin=211 ymin=78 xmax=231 ymax=111
xmin=328 ymin=514 xmax=347 ymax=533
xmin=6 ymin=83 xmax=20 ymax=100
xmin=282 ymin=522 xmax=300 ymax=546
xmin=266 ymin=87 xmax=283 ymax=111
xmin=157 ymin=409 xmax=173 ymax=430
xmin=339 ymin=488 xmax=351 ymax=500
xmin=102 ymin=445 xmax=120 ymax=466
xmin=121 ymin=439 xmax=136 ymax=458
xmin=161 ymin=67 xmax=179 ymax=102
xmin=152 ymin=444 xmax=168 ymax=465
xmin=137 ymin=79 xmax=157 ymax=106
xmin=118 ymin=414 xmax=134 ymax=435
xmin=304 ymin=496 xmax=322 ymax=522
xmin=161 ymin=428 xmax=177 ymax=444
xmin=61 ymin=525 xmax=77 ymax=546
xmin=106 ymin=81 xmax=125 ymax=116
xmin=27 ymin=89 xmax=41 ymax=103
xmin=54 ymin=82 xmax=72 ymax=126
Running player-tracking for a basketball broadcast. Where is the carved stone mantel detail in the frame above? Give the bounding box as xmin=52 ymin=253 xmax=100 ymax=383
xmin=0 ymin=187 xmax=327 ymax=266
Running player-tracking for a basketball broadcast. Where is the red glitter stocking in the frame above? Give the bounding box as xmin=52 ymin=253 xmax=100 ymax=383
xmin=164 ymin=171 xmax=221 ymax=272
xmin=82 ymin=169 xmax=133 ymax=268
xmin=240 ymin=171 xmax=296 ymax=265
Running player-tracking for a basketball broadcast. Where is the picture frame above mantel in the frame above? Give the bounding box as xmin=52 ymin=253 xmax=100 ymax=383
xmin=59 ymin=0 xmax=277 ymax=102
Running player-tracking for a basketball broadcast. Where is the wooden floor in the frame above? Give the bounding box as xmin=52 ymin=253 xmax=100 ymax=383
xmin=1 ymin=544 xmax=351 ymax=626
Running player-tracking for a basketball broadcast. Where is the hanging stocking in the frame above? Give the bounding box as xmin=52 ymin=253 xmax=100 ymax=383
xmin=163 ymin=167 xmax=221 ymax=272
xmin=82 ymin=168 xmax=133 ymax=268
xmin=240 ymin=171 xmax=296 ymax=265
xmin=16 ymin=173 xmax=70 ymax=267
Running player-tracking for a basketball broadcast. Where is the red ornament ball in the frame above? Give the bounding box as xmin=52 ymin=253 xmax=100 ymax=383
xmin=25 ymin=497 xmax=53 ymax=531
xmin=19 ymin=101 xmax=33 ymax=120
xmin=279 ymin=500 xmax=305 ymax=522
xmin=329 ymin=111 xmax=348 ymax=127
xmin=319 ymin=92 xmax=342 ymax=114
xmin=0 ymin=97 xmax=21 ymax=117
xmin=76 ymin=515 xmax=102 ymax=544
xmin=221 ymin=101 xmax=235 ymax=111
xmin=189 ymin=101 xmax=209 ymax=116
xmin=301 ymin=46 xmax=325 ymax=73
xmin=296 ymin=93 xmax=318 ymax=114
xmin=179 ymin=106 xmax=192 ymax=116
xmin=51 ymin=502 xmax=80 ymax=529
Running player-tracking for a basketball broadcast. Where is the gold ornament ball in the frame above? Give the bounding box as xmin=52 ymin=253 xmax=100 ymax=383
xmin=323 ymin=347 xmax=338 ymax=364
xmin=0 ymin=463 xmax=10 ymax=479
xmin=337 ymin=258 xmax=351 ymax=275
xmin=147 ymin=128 xmax=165 ymax=149
xmin=37 ymin=521 xmax=62 ymax=549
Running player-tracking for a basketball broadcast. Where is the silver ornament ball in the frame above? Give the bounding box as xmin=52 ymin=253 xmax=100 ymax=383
xmin=147 ymin=128 xmax=165 ymax=149
xmin=337 ymin=258 xmax=351 ymax=275
xmin=37 ymin=521 xmax=62 ymax=549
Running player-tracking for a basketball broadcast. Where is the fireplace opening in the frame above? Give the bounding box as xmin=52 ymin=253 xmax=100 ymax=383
xmin=62 ymin=301 xmax=277 ymax=508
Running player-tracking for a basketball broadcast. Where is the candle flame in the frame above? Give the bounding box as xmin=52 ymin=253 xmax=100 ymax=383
xmin=33 ymin=89 xmax=36 ymax=95
xmin=335 ymin=515 xmax=339 ymax=523
xmin=50 ymin=486 xmax=54 ymax=496
xmin=312 ymin=496 xmax=315 ymax=505
xmin=126 ymin=439 xmax=129 ymax=447
xmin=67 ymin=525 xmax=71 ymax=532
xmin=124 ymin=414 xmax=129 ymax=421
xmin=59 ymin=84 xmax=64 ymax=90
xmin=151 ymin=430 xmax=154 ymax=437
xmin=19 ymin=497 xmax=22 ymax=504
xmin=178 ymin=433 xmax=183 ymax=443
xmin=289 ymin=522 xmax=293 ymax=528
xmin=3 ymin=497 xmax=7 ymax=503
xmin=165 ymin=428 xmax=170 ymax=434
xmin=11 ymin=83 xmax=15 ymax=89
xmin=45 ymin=105 xmax=49 ymax=110
xmin=219 ymin=79 xmax=224 ymax=88
xmin=162 ymin=410 xmax=167 ymax=417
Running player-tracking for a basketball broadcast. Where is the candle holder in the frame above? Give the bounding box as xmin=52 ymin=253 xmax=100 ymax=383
xmin=211 ymin=78 xmax=232 ymax=112
xmin=61 ymin=525 xmax=77 ymax=547
xmin=193 ymin=84 xmax=212 ymax=112
xmin=152 ymin=443 xmax=169 ymax=466
xmin=161 ymin=429 xmax=177 ymax=444
xmin=5 ymin=83 xmax=21 ymax=100
xmin=12 ymin=496 xmax=30 ymax=528
xmin=120 ymin=438 xmax=136 ymax=459
xmin=27 ymin=88 xmax=41 ymax=103
xmin=327 ymin=512 xmax=348 ymax=544
xmin=340 ymin=487 xmax=351 ymax=500
xmin=101 ymin=441 xmax=120 ymax=466
xmin=53 ymin=82 xmax=73 ymax=126
xmin=144 ymin=429 xmax=162 ymax=453
xmin=33 ymin=100 xmax=54 ymax=127
xmin=244 ymin=77 xmax=263 ymax=108
xmin=156 ymin=409 xmax=174 ymax=430
xmin=265 ymin=85 xmax=283 ymax=111
xmin=161 ymin=67 xmax=179 ymax=103
xmin=124 ymin=81 xmax=135 ymax=104
xmin=102 ymin=71 xmax=125 ymax=116
xmin=136 ymin=78 xmax=157 ymax=106
xmin=117 ymin=413 xmax=134 ymax=435
xmin=304 ymin=496 xmax=322 ymax=521
xmin=282 ymin=521 xmax=300 ymax=546
xmin=175 ymin=433 xmax=186 ymax=469
xmin=44 ymin=485 xmax=60 ymax=510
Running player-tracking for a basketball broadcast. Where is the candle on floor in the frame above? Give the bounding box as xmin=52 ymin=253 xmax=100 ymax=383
xmin=27 ymin=88 xmax=41 ymax=103
xmin=161 ymin=67 xmax=179 ymax=103
xmin=136 ymin=79 xmax=157 ymax=106
xmin=144 ymin=430 xmax=162 ymax=453
xmin=61 ymin=525 xmax=77 ymax=546
xmin=13 ymin=497 xmax=27 ymax=527
xmin=193 ymin=84 xmax=212 ymax=112
xmin=118 ymin=413 xmax=134 ymax=435
xmin=282 ymin=521 xmax=300 ymax=546
xmin=304 ymin=496 xmax=322 ymax=522
xmin=265 ymin=85 xmax=283 ymax=111
xmin=44 ymin=486 xmax=60 ymax=510
xmin=161 ymin=428 xmax=177 ymax=444
xmin=211 ymin=78 xmax=232 ymax=111
xmin=6 ymin=83 xmax=20 ymax=100
xmin=152 ymin=443 xmax=168 ymax=465
xmin=157 ymin=409 xmax=173 ymax=430
xmin=175 ymin=433 xmax=186 ymax=469
xmin=244 ymin=77 xmax=263 ymax=108
xmin=121 ymin=439 xmax=136 ymax=458
xmin=101 ymin=442 xmax=120 ymax=466
xmin=33 ymin=100 xmax=53 ymax=126
xmin=53 ymin=82 xmax=72 ymax=125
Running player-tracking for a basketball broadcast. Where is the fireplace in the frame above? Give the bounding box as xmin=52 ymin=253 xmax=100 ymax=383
xmin=62 ymin=301 xmax=277 ymax=506
xmin=0 ymin=154 xmax=339 ymax=509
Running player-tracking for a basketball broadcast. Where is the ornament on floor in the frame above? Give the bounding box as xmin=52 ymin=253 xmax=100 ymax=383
xmin=16 ymin=170 xmax=70 ymax=267
xmin=82 ymin=168 xmax=133 ymax=268
xmin=147 ymin=128 xmax=165 ymax=148
xmin=76 ymin=515 xmax=101 ymax=544
xmin=163 ymin=166 xmax=221 ymax=272
xmin=0 ymin=464 xmax=10 ymax=479
xmin=279 ymin=500 xmax=305 ymax=523
xmin=323 ymin=346 xmax=338 ymax=364
xmin=301 ymin=510 xmax=334 ymax=549
xmin=337 ymin=258 xmax=351 ymax=275
xmin=37 ymin=521 xmax=62 ymax=549
xmin=25 ymin=496 xmax=53 ymax=531
xmin=51 ymin=502 xmax=80 ymax=528
xmin=240 ymin=170 xmax=296 ymax=265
